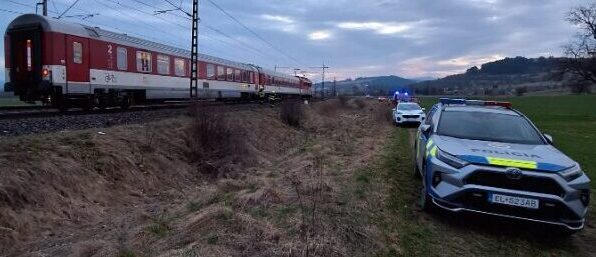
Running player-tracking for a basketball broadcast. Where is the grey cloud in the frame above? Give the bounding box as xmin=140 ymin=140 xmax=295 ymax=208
xmin=1 ymin=0 xmax=593 ymax=81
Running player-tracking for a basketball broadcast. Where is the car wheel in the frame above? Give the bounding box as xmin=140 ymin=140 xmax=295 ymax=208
xmin=419 ymin=164 xmax=435 ymax=212
xmin=413 ymin=146 xmax=421 ymax=178
xmin=553 ymin=227 xmax=578 ymax=237
xmin=420 ymin=184 xmax=435 ymax=212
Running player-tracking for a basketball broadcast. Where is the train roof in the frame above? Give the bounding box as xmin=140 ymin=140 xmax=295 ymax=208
xmin=5 ymin=14 xmax=255 ymax=71
xmin=259 ymin=68 xmax=302 ymax=81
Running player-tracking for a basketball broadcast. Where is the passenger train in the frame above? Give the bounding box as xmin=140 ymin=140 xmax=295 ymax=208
xmin=3 ymin=14 xmax=312 ymax=110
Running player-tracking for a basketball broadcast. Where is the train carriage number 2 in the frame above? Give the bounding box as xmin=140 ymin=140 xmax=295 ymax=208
xmin=105 ymin=45 xmax=117 ymax=83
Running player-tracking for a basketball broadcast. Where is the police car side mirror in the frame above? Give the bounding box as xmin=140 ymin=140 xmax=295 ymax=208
xmin=543 ymin=134 xmax=553 ymax=144
xmin=420 ymin=124 xmax=431 ymax=134
xmin=422 ymin=108 xmax=426 ymax=111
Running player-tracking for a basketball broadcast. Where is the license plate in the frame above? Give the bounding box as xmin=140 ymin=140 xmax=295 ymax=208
xmin=488 ymin=193 xmax=539 ymax=209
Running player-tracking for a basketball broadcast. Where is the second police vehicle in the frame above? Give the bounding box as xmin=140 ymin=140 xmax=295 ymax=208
xmin=414 ymin=98 xmax=590 ymax=232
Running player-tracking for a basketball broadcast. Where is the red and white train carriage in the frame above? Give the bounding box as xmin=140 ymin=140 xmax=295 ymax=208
xmin=4 ymin=14 xmax=312 ymax=109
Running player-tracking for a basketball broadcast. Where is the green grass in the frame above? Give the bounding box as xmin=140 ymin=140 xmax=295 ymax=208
xmin=378 ymin=129 xmax=438 ymax=257
xmin=147 ymin=215 xmax=171 ymax=238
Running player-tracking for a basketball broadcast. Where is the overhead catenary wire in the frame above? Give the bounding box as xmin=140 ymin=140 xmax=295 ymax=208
xmin=57 ymin=0 xmax=81 ymax=19
xmin=105 ymin=0 xmax=190 ymax=30
xmin=92 ymin=0 xmax=188 ymax=43
xmin=6 ymin=0 xmax=33 ymax=9
xmin=147 ymin=0 xmax=281 ymax=62
xmin=51 ymin=0 xmax=60 ymax=14
xmin=0 ymin=8 xmax=25 ymax=15
xmin=105 ymin=0 xmax=273 ymax=62
xmin=204 ymin=0 xmax=306 ymax=67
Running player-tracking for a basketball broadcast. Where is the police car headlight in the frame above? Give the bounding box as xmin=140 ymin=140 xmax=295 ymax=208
xmin=559 ymin=164 xmax=584 ymax=181
xmin=436 ymin=149 xmax=469 ymax=169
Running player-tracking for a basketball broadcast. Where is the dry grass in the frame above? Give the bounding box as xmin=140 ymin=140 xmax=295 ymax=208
xmin=0 ymin=101 xmax=393 ymax=257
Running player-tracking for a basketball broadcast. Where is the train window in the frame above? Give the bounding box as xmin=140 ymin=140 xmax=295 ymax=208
xmin=207 ymin=64 xmax=215 ymax=79
xmin=249 ymin=72 xmax=254 ymax=83
xmin=157 ymin=55 xmax=170 ymax=75
xmin=241 ymin=71 xmax=248 ymax=82
xmin=136 ymin=51 xmax=152 ymax=73
xmin=217 ymin=66 xmax=225 ymax=80
xmin=235 ymin=70 xmax=241 ymax=82
xmin=117 ymin=47 xmax=127 ymax=70
xmin=73 ymin=42 xmax=83 ymax=64
xmin=175 ymin=58 xmax=185 ymax=76
xmin=226 ymin=68 xmax=233 ymax=81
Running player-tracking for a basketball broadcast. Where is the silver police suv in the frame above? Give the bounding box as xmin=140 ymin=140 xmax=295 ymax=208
xmin=414 ymin=98 xmax=590 ymax=232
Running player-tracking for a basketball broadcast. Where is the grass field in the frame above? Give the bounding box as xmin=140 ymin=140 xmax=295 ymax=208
xmin=377 ymin=94 xmax=596 ymax=256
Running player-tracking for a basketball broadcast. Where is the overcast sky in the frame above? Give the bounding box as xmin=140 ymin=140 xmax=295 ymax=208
xmin=0 ymin=0 xmax=592 ymax=83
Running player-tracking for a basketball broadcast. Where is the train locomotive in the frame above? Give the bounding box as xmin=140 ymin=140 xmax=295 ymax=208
xmin=4 ymin=14 xmax=312 ymax=110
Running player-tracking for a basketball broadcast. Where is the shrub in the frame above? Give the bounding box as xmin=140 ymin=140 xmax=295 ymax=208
xmin=338 ymin=95 xmax=349 ymax=107
xmin=187 ymin=104 xmax=249 ymax=177
xmin=188 ymin=105 xmax=233 ymax=161
xmin=280 ymin=100 xmax=304 ymax=127
xmin=515 ymin=86 xmax=528 ymax=96
xmin=354 ymin=98 xmax=366 ymax=109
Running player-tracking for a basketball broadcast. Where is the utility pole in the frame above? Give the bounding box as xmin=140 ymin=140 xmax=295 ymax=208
xmin=189 ymin=0 xmax=199 ymax=98
xmin=333 ymin=77 xmax=337 ymax=97
xmin=310 ymin=63 xmax=329 ymax=99
xmin=37 ymin=0 xmax=48 ymax=16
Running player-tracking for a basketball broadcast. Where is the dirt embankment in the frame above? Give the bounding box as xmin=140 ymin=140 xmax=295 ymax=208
xmin=0 ymin=99 xmax=393 ymax=256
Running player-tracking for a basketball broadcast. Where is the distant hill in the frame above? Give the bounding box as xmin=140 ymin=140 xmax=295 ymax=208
xmin=411 ymin=56 xmax=571 ymax=95
xmin=315 ymin=75 xmax=415 ymax=96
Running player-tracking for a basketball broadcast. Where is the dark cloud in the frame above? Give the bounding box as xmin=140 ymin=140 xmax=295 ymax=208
xmin=1 ymin=0 xmax=592 ymax=82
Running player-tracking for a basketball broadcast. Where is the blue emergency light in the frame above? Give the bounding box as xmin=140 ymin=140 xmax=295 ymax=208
xmin=439 ymin=98 xmax=512 ymax=108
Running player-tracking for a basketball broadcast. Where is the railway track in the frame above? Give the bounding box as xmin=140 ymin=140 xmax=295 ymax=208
xmin=0 ymin=100 xmax=256 ymax=120
xmin=0 ymin=100 xmax=264 ymax=137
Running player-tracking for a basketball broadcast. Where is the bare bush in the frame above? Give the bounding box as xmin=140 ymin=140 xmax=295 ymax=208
xmin=353 ymin=98 xmax=367 ymax=109
xmin=187 ymin=104 xmax=248 ymax=176
xmin=280 ymin=100 xmax=304 ymax=127
xmin=338 ymin=95 xmax=348 ymax=107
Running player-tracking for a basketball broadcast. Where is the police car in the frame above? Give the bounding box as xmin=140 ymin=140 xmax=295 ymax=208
xmin=393 ymin=102 xmax=426 ymax=126
xmin=414 ymin=98 xmax=590 ymax=232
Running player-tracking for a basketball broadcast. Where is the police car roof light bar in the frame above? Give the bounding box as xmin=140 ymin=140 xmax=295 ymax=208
xmin=439 ymin=98 xmax=512 ymax=108
xmin=439 ymin=98 xmax=466 ymax=105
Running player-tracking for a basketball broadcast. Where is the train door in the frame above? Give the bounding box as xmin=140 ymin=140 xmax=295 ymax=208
xmin=65 ymin=35 xmax=90 ymax=94
xmin=7 ymin=26 xmax=42 ymax=101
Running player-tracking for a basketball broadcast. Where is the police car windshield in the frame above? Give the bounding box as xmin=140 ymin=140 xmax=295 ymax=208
xmin=437 ymin=111 xmax=545 ymax=145
xmin=398 ymin=103 xmax=421 ymax=111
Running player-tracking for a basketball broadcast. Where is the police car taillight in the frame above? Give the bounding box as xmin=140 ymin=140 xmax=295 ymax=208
xmin=483 ymin=101 xmax=512 ymax=108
